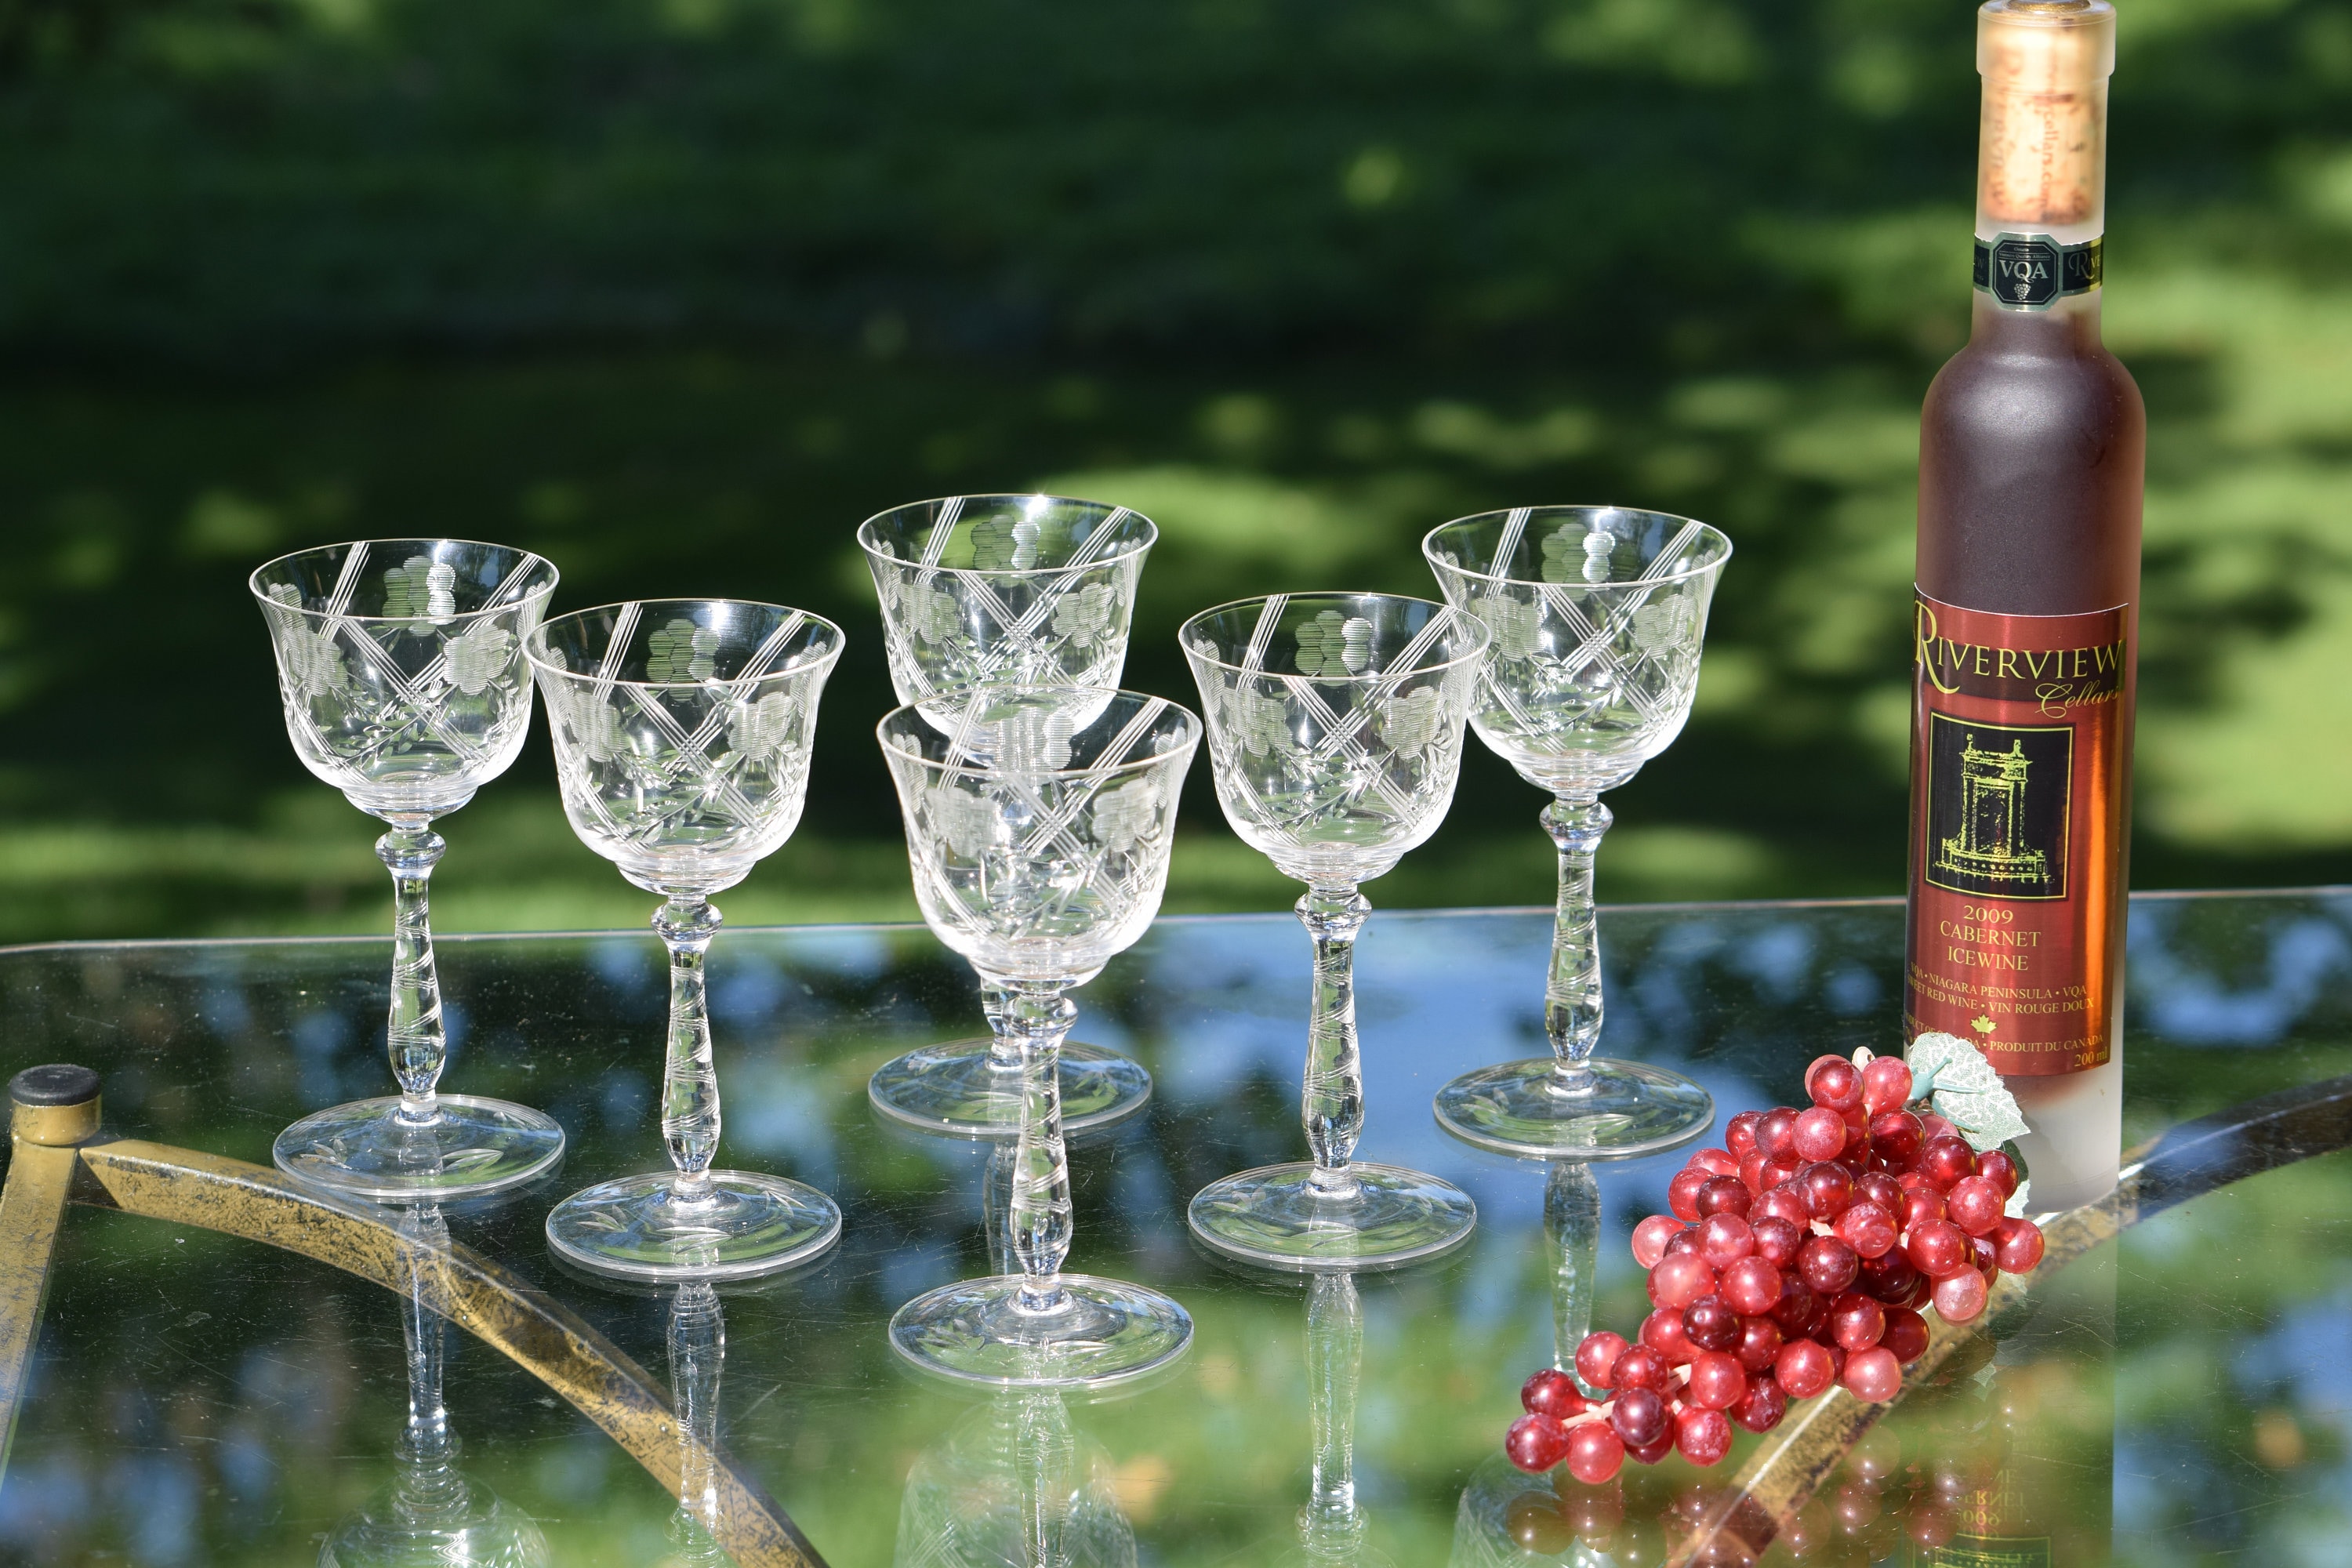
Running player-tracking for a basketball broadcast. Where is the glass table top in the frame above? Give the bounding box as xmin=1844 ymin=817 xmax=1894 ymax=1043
xmin=0 ymin=889 xmax=2348 ymax=1566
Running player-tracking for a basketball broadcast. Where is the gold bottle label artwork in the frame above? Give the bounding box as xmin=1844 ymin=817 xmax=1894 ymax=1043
xmin=1905 ymin=589 xmax=2133 ymax=1076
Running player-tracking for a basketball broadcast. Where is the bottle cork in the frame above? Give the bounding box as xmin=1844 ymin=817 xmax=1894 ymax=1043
xmin=1976 ymin=0 xmax=2116 ymax=232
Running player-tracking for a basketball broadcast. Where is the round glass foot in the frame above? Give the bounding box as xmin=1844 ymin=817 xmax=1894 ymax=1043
xmin=545 ymin=1171 xmax=842 ymax=1281
xmin=1186 ymin=1161 xmax=1477 ymax=1269
xmin=888 ymin=1273 xmax=1193 ymax=1389
xmin=320 ymin=1472 xmax=551 ymax=1568
xmin=1433 ymin=1057 xmax=1715 ymax=1160
xmin=867 ymin=1039 xmax=1152 ymax=1138
xmin=274 ymin=1094 xmax=566 ymax=1201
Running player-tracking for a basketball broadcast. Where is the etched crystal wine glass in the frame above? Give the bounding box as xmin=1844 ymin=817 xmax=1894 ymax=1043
xmin=862 ymin=494 xmax=1161 ymax=1138
xmin=529 ymin=599 xmax=846 ymax=1279
xmin=1181 ymin=593 xmax=1488 ymax=1268
xmin=880 ymin=686 xmax=1199 ymax=1387
xmin=252 ymin=539 xmax=565 ymax=1200
xmin=1424 ymin=506 xmax=1731 ymax=1158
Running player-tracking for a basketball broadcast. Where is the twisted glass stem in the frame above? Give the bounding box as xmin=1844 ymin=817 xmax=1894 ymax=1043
xmin=1545 ymin=1161 xmax=1602 ymax=1390
xmin=1301 ymin=1270 xmax=1366 ymax=1563
xmin=1298 ymin=886 xmax=1370 ymax=1195
xmin=393 ymin=1204 xmax=466 ymax=1521
xmin=667 ymin=1282 xmax=728 ymax=1564
xmin=1543 ymin=796 xmax=1613 ymax=1087
xmin=378 ymin=823 xmax=448 ymax=1120
xmin=1004 ymin=985 xmax=1077 ymax=1316
xmin=655 ymin=896 xmax=724 ymax=1196
xmin=981 ymin=985 xmax=1021 ymax=1070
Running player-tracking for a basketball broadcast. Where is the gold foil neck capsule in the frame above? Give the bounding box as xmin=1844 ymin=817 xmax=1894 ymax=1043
xmin=1976 ymin=0 xmax=2116 ymax=230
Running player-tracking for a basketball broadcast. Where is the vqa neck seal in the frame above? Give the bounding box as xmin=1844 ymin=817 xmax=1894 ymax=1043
xmin=1974 ymin=0 xmax=2115 ymax=310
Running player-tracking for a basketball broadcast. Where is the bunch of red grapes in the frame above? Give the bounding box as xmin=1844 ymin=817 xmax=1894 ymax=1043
xmin=1505 ymin=1053 xmax=2047 ymax=1483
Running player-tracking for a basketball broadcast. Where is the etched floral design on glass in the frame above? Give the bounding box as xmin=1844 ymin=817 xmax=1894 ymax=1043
xmin=251 ymin=539 xmax=565 ymax=1201
xmin=861 ymin=494 xmax=1162 ymax=1139
xmin=1180 ymin=593 xmax=1489 ymax=1269
xmin=879 ymin=687 xmax=1200 ymax=1388
xmin=529 ymin=598 xmax=847 ymax=1280
xmin=1425 ymin=506 xmax=1733 ymax=1159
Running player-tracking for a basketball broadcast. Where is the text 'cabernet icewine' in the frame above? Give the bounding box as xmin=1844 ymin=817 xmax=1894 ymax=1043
xmin=1907 ymin=0 xmax=2144 ymax=1212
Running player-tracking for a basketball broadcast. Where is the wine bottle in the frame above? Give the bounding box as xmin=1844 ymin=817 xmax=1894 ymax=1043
xmin=1907 ymin=0 xmax=2143 ymax=1211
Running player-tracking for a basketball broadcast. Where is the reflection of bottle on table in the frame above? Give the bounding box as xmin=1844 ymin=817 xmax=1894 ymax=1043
xmin=1911 ymin=1250 xmax=2114 ymax=1568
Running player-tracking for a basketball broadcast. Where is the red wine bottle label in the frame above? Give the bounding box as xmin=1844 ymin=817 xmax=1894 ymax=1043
xmin=1973 ymin=234 xmax=2103 ymax=311
xmin=1905 ymin=589 xmax=2132 ymax=1076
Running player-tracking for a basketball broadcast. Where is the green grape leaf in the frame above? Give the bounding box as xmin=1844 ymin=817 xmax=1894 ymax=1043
xmin=1906 ymin=1031 xmax=2029 ymax=1152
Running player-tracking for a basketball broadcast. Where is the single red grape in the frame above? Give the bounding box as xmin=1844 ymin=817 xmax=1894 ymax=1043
xmin=1798 ymin=1234 xmax=1860 ymax=1296
xmin=1739 ymin=1149 xmax=1769 ymax=1193
xmin=1834 ymin=1479 xmax=1878 ymax=1532
xmin=1881 ymin=1307 xmax=1929 ymax=1364
xmin=1690 ymin=1146 xmax=1740 ymax=1178
xmin=1566 ymin=1421 xmax=1624 ymax=1484
xmin=1523 ymin=1367 xmax=1589 ymax=1419
xmin=1919 ymin=1112 xmax=1959 ymax=1144
xmin=1755 ymin=1187 xmax=1813 ymax=1230
xmin=1932 ymin=1267 xmax=1988 ymax=1323
xmin=1613 ymin=1345 xmax=1671 ymax=1393
xmin=1905 ymin=1219 xmax=1971 ymax=1279
xmin=1675 ymin=1406 xmax=1734 ymax=1467
xmin=1628 ymin=1428 xmax=1677 ymax=1466
xmin=1762 ymin=1154 xmax=1806 ymax=1189
xmin=1793 ymin=1107 xmax=1847 ymax=1162
xmin=1976 ymin=1148 xmax=2020 ymax=1196
xmin=1682 ymin=1295 xmax=1742 ymax=1353
xmin=1774 ymin=1337 xmax=1835 ymax=1399
xmin=1831 ymin=1291 xmax=1887 ymax=1351
xmin=1508 ymin=1413 xmax=1572 ymax=1472
xmin=1686 ymin=1349 xmax=1746 ymax=1410
xmin=1770 ymin=1274 xmax=1820 ymax=1334
xmin=1824 ymin=1343 xmax=1846 ymax=1382
xmin=1842 ymin=1345 xmax=1902 ymax=1402
xmin=1610 ymin=1386 xmax=1670 ymax=1449
xmin=1833 ymin=1200 xmax=1900 ymax=1259
xmin=1947 ymin=1175 xmax=2005 ymax=1236
xmin=1918 ymin=1136 xmax=1976 ymax=1188
xmin=1668 ymin=1167 xmax=1709 ymax=1222
xmin=1799 ymin=1161 xmax=1857 ymax=1219
xmin=1735 ymin=1314 xmax=1782 ymax=1372
xmin=1855 ymin=1170 xmax=1905 ymax=1214
xmin=1640 ymin=1305 xmax=1695 ymax=1364
xmin=1861 ymin=1055 xmax=1913 ymax=1116
xmin=1731 ymin=1374 xmax=1788 ymax=1433
xmin=1900 ymin=1187 xmax=1947 ymax=1231
xmin=1865 ymin=1110 xmax=1922 ymax=1167
xmin=1993 ymin=1216 xmax=2045 ymax=1273
xmin=1751 ymin=1215 xmax=1805 ymax=1271
xmin=1699 ymin=1213 xmax=1756 ymax=1268
xmin=1755 ymin=1107 xmax=1800 ymax=1162
xmin=1632 ymin=1214 xmax=1685 ymax=1269
xmin=1651 ymin=1254 xmax=1718 ymax=1311
xmin=1574 ymin=1330 xmax=1628 ymax=1390
xmin=1719 ymin=1255 xmax=1784 ymax=1317
xmin=1664 ymin=1227 xmax=1702 ymax=1259
xmin=1726 ymin=1109 xmax=1762 ymax=1157
xmin=1860 ymin=1249 xmax=1926 ymax=1308
xmin=1806 ymin=1054 xmax=1863 ymax=1110
xmin=1697 ymin=1176 xmax=1752 ymax=1219
xmin=1910 ymin=1503 xmax=1957 ymax=1550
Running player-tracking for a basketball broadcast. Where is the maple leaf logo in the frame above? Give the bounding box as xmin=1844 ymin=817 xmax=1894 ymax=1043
xmin=1971 ymin=1015 xmax=1998 ymax=1035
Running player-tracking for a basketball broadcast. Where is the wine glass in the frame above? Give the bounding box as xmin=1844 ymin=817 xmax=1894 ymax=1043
xmin=879 ymin=686 xmax=1199 ymax=1387
xmin=1424 ymin=507 xmax=1731 ymax=1159
xmin=893 ymin=1389 xmax=1139 ymax=1568
xmin=528 ymin=599 xmax=846 ymax=1280
xmin=321 ymin=1201 xmax=553 ymax=1568
xmin=1179 ymin=593 xmax=1487 ymax=1269
xmin=861 ymin=494 xmax=1160 ymax=1138
xmin=252 ymin=539 xmax=566 ymax=1200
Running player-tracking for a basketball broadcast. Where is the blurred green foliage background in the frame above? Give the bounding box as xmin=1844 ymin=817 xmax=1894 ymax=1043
xmin=1 ymin=0 xmax=2348 ymax=941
